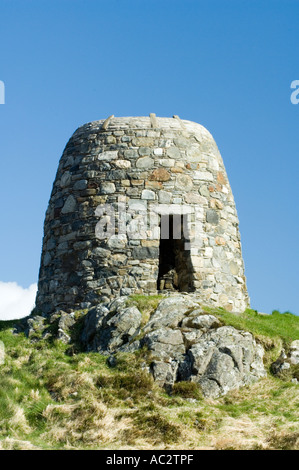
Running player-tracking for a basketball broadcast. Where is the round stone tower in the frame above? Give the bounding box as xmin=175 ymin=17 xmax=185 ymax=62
xmin=36 ymin=115 xmax=250 ymax=314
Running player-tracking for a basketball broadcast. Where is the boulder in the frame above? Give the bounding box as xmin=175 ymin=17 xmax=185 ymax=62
xmin=80 ymin=304 xmax=110 ymax=349
xmin=151 ymin=360 xmax=179 ymax=390
xmin=81 ymin=301 xmax=142 ymax=354
xmin=142 ymin=327 xmax=185 ymax=361
xmin=144 ymin=295 xmax=199 ymax=331
xmin=181 ymin=312 xmax=221 ymax=331
xmin=188 ymin=326 xmax=266 ymax=398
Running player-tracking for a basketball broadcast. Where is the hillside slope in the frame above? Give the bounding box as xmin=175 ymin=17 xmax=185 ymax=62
xmin=0 ymin=304 xmax=298 ymax=450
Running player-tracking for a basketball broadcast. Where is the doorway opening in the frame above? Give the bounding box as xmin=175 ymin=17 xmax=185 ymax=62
xmin=157 ymin=214 xmax=193 ymax=292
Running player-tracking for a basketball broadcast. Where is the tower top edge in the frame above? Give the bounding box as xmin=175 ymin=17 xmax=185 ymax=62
xmin=72 ymin=116 xmax=214 ymax=139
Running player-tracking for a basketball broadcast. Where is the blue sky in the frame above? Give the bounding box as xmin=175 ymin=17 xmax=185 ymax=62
xmin=0 ymin=0 xmax=298 ymax=317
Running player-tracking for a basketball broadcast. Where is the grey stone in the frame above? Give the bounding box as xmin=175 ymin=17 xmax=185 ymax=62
xmin=199 ymin=185 xmax=210 ymax=197
xmin=182 ymin=330 xmax=204 ymax=348
xmin=271 ymin=342 xmax=299 ymax=378
xmin=229 ymin=261 xmax=239 ymax=275
xmin=181 ymin=313 xmax=221 ymax=331
xmin=73 ymin=179 xmax=88 ymax=190
xmin=206 ymin=210 xmax=219 ymax=225
xmin=43 ymin=252 xmax=52 ymax=267
xmin=158 ymin=190 xmax=172 ymax=203
xmin=136 ymin=156 xmax=154 ymax=168
xmin=58 ymin=311 xmax=75 ymax=333
xmin=143 ymin=327 xmax=185 ymax=361
xmin=57 ymin=328 xmax=71 ymax=344
xmin=100 ymin=182 xmax=116 ymax=194
xmin=132 ymin=246 xmax=159 ymax=260
xmin=141 ymin=189 xmax=155 ymax=200
xmin=92 ymin=247 xmax=111 ymax=258
xmin=81 ymin=303 xmax=142 ymax=354
xmin=124 ymin=149 xmax=138 ymax=159
xmin=61 ymin=195 xmax=77 ymax=214
xmin=60 ymin=171 xmax=71 ymax=188
xmin=138 ymin=147 xmax=152 ymax=156
xmin=175 ymin=174 xmax=193 ymax=191
xmin=98 ymin=150 xmax=118 ymax=161
xmin=151 ymin=361 xmax=179 ymax=389
xmin=188 ymin=326 xmax=266 ymax=398
xmin=166 ymin=147 xmax=181 ymax=159
xmin=144 ymin=295 xmax=198 ymax=331
xmin=107 ymin=234 xmax=127 ymax=249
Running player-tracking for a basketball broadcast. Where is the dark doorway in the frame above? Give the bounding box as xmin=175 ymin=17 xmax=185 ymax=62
xmin=157 ymin=214 xmax=193 ymax=292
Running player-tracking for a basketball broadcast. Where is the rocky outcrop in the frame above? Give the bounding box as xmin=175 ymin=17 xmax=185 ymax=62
xmin=186 ymin=326 xmax=266 ymax=397
xmin=19 ymin=294 xmax=267 ymax=398
xmin=81 ymin=302 xmax=142 ymax=354
xmin=80 ymin=294 xmax=266 ymax=398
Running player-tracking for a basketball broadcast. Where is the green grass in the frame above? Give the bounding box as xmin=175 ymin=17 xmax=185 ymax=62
xmin=171 ymin=381 xmax=202 ymax=400
xmin=202 ymin=307 xmax=299 ymax=365
xmin=206 ymin=308 xmax=299 ymax=344
xmin=126 ymin=294 xmax=165 ymax=326
xmin=0 ymin=307 xmax=298 ymax=449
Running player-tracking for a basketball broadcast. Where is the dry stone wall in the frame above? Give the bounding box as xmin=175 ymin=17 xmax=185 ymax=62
xmin=36 ymin=116 xmax=250 ymax=314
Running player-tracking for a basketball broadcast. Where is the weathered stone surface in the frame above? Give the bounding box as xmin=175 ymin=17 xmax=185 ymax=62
xmin=73 ymin=179 xmax=88 ymax=190
xmin=151 ymin=361 xmax=179 ymax=389
xmin=100 ymin=182 xmax=116 ymax=194
xmin=36 ymin=116 xmax=249 ymax=316
xmin=144 ymin=295 xmax=198 ymax=331
xmin=142 ymin=328 xmax=185 ymax=361
xmin=81 ymin=301 xmax=142 ymax=354
xmin=181 ymin=313 xmax=221 ymax=331
xmin=188 ymin=326 xmax=266 ymax=397
xmin=98 ymin=150 xmax=118 ymax=161
xmin=166 ymin=147 xmax=181 ymax=159
xmin=149 ymin=168 xmax=171 ymax=182
xmin=60 ymin=171 xmax=71 ymax=188
xmin=132 ymin=246 xmax=159 ymax=260
xmin=22 ymin=292 xmax=267 ymax=398
xmin=136 ymin=156 xmax=154 ymax=168
xmin=107 ymin=234 xmax=127 ymax=249
xmin=175 ymin=174 xmax=193 ymax=191
xmin=61 ymin=195 xmax=77 ymax=214
xmin=182 ymin=329 xmax=204 ymax=348
xmin=141 ymin=189 xmax=155 ymax=200
xmin=158 ymin=190 xmax=172 ymax=203
xmin=271 ymin=350 xmax=290 ymax=376
xmin=206 ymin=209 xmax=219 ymax=225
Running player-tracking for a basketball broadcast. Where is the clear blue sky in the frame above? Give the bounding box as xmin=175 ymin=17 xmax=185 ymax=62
xmin=0 ymin=0 xmax=298 ymax=315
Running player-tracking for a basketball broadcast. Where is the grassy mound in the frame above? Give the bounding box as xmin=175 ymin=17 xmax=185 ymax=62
xmin=0 ymin=305 xmax=298 ymax=450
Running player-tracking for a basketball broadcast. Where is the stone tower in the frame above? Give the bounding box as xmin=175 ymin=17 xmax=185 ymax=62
xmin=36 ymin=115 xmax=250 ymax=315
